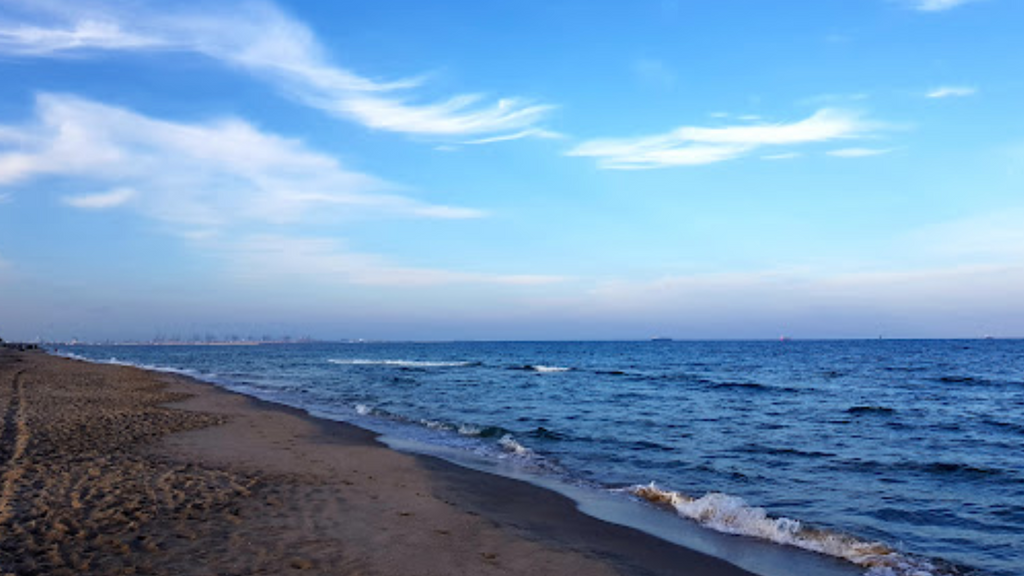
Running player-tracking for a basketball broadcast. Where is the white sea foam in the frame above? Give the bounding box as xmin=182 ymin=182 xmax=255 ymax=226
xmin=458 ymin=424 xmax=483 ymax=436
xmin=630 ymin=483 xmax=948 ymax=576
xmin=56 ymin=351 xmax=200 ymax=378
xmin=530 ymin=365 xmax=571 ymax=373
xmin=498 ymin=434 xmax=532 ymax=456
xmin=420 ymin=419 xmax=454 ymax=431
xmin=354 ymin=403 xmax=373 ymax=416
xmin=328 ymin=359 xmax=473 ymax=368
xmin=106 ymin=357 xmax=199 ymax=376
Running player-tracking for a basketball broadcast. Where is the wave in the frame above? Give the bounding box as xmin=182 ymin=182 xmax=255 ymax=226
xmin=847 ymin=405 xmax=896 ymax=415
xmin=981 ymin=418 xmax=1024 ymax=435
xmin=510 ymin=364 xmax=572 ymax=373
xmin=54 ymin=350 xmax=92 ymax=363
xmin=936 ymin=375 xmax=979 ymax=384
xmin=498 ymin=434 xmax=532 ymax=456
xmin=527 ymin=426 xmax=567 ymax=441
xmin=935 ymin=375 xmax=1022 ymax=389
xmin=629 ymin=483 xmax=955 ymax=576
xmin=420 ymin=418 xmax=455 ymax=432
xmin=457 ymin=424 xmax=512 ymax=438
xmin=710 ymin=381 xmax=770 ymax=391
xmin=884 ymin=366 xmax=929 ymax=373
xmin=734 ymin=444 xmax=836 ymax=459
xmin=919 ymin=461 xmax=1002 ymax=478
xmin=328 ymin=359 xmax=477 ymax=368
xmin=56 ymin=351 xmax=201 ymax=378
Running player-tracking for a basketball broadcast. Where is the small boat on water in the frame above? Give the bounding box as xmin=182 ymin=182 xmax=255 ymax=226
xmin=650 ymin=337 xmax=673 ymax=342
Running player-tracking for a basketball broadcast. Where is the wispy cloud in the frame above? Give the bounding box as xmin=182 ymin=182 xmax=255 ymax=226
xmin=463 ymin=128 xmax=563 ymax=145
xmin=62 ymin=186 xmax=135 ymax=209
xmin=911 ymin=0 xmax=981 ymax=12
xmin=926 ymin=85 xmax=977 ymax=98
xmin=827 ymin=147 xmax=893 ymax=158
xmin=0 ymin=1 xmax=553 ymax=142
xmin=0 ymin=93 xmax=483 ymax=230
xmin=227 ymin=235 xmax=565 ymax=287
xmin=567 ymin=108 xmax=883 ymax=170
xmin=0 ymin=19 xmax=162 ymax=53
xmin=762 ymin=152 xmax=802 ymax=161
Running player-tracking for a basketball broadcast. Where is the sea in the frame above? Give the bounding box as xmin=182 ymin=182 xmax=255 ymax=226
xmin=57 ymin=340 xmax=1023 ymax=576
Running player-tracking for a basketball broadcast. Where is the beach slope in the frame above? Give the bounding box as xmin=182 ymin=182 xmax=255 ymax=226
xmin=0 ymin=349 xmax=755 ymax=576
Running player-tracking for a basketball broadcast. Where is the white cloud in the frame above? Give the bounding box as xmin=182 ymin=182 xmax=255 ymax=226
xmin=0 ymin=1 xmax=553 ymax=142
xmin=926 ymin=86 xmax=977 ymax=98
xmin=912 ymin=0 xmax=981 ymax=12
xmin=0 ymin=19 xmax=162 ymax=53
xmin=463 ymin=128 xmax=563 ymax=145
xmin=227 ymin=235 xmax=565 ymax=287
xmin=62 ymin=186 xmax=135 ymax=209
xmin=567 ymin=108 xmax=882 ymax=170
xmin=0 ymin=93 xmax=483 ymax=228
xmin=827 ymin=147 xmax=893 ymax=158
xmin=762 ymin=152 xmax=802 ymax=160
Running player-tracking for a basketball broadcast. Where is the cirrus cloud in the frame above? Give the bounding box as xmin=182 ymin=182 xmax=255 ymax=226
xmin=567 ymin=108 xmax=886 ymax=170
xmin=0 ymin=1 xmax=554 ymax=143
xmin=0 ymin=19 xmax=162 ymax=53
xmin=926 ymin=86 xmax=977 ymax=98
xmin=910 ymin=0 xmax=982 ymax=12
xmin=827 ymin=147 xmax=893 ymax=158
xmin=62 ymin=186 xmax=136 ymax=209
xmin=0 ymin=93 xmax=484 ymax=230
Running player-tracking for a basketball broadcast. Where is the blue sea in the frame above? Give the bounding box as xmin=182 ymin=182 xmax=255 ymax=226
xmin=59 ymin=340 xmax=1023 ymax=576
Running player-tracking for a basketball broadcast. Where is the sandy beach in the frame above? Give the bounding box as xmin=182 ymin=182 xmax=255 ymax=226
xmin=0 ymin=348 xmax=756 ymax=576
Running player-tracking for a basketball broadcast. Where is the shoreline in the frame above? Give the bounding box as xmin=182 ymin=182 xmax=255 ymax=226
xmin=0 ymin=347 xmax=769 ymax=576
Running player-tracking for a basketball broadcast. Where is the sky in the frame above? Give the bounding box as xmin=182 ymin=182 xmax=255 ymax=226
xmin=1 ymin=0 xmax=1022 ymax=341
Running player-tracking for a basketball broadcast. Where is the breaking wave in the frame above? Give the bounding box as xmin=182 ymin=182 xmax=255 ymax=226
xmin=498 ymin=434 xmax=533 ymax=456
xmin=328 ymin=359 xmax=477 ymax=368
xmin=630 ymin=483 xmax=958 ymax=576
xmin=511 ymin=364 xmax=572 ymax=373
xmin=457 ymin=424 xmax=512 ymax=438
xmin=56 ymin=351 xmax=202 ymax=378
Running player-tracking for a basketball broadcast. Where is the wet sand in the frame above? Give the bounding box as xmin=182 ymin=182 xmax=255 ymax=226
xmin=0 ymin=348 xmax=756 ymax=576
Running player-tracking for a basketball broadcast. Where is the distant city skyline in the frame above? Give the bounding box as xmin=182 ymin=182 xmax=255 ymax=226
xmin=2 ymin=0 xmax=1023 ymax=341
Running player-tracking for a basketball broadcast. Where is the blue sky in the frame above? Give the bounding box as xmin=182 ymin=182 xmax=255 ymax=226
xmin=1 ymin=0 xmax=1022 ymax=341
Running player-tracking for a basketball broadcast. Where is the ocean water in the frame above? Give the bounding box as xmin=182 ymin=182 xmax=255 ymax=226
xmin=59 ymin=340 xmax=1023 ymax=576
